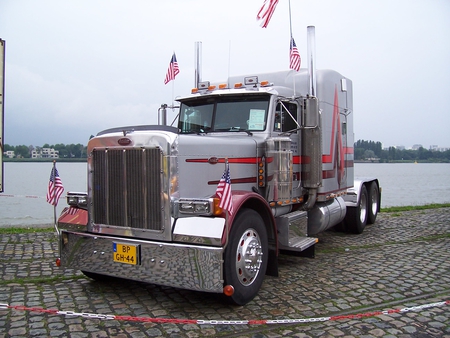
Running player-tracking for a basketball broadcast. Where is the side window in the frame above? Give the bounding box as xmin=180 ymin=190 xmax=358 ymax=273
xmin=274 ymin=102 xmax=298 ymax=132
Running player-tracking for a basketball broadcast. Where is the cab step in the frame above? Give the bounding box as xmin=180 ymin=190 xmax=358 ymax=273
xmin=276 ymin=210 xmax=317 ymax=257
xmin=280 ymin=236 xmax=318 ymax=251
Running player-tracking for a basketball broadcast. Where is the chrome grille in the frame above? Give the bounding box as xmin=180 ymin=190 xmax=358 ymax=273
xmin=92 ymin=148 xmax=163 ymax=230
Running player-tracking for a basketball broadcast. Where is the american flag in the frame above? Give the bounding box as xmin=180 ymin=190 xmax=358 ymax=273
xmin=216 ymin=162 xmax=234 ymax=215
xmin=46 ymin=166 xmax=64 ymax=206
xmin=256 ymin=0 xmax=279 ymax=28
xmin=290 ymin=37 xmax=301 ymax=71
xmin=164 ymin=53 xmax=180 ymax=84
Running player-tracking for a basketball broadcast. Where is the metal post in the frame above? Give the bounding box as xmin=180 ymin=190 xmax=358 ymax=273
xmin=194 ymin=41 xmax=202 ymax=88
xmin=307 ymin=26 xmax=317 ymax=97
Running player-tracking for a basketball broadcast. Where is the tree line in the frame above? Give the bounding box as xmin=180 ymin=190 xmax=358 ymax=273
xmin=3 ymin=143 xmax=87 ymax=159
xmin=3 ymin=140 xmax=450 ymax=162
xmin=354 ymin=140 xmax=450 ymax=162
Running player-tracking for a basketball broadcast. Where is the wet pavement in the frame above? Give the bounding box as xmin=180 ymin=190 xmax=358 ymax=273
xmin=0 ymin=208 xmax=449 ymax=337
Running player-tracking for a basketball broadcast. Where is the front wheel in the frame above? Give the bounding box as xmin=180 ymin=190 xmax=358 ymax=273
xmin=223 ymin=209 xmax=268 ymax=305
xmin=345 ymin=184 xmax=369 ymax=234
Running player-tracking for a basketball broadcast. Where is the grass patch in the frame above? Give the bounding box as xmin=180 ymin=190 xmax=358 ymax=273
xmin=0 ymin=274 xmax=85 ymax=286
xmin=319 ymin=233 xmax=450 ymax=254
xmin=381 ymin=203 xmax=450 ymax=213
xmin=0 ymin=227 xmax=54 ymax=235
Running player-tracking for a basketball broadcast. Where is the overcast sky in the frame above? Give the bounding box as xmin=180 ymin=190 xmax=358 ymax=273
xmin=1 ymin=0 xmax=449 ymax=149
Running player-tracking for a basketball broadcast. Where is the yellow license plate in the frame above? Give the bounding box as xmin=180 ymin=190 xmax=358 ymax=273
xmin=113 ymin=243 xmax=139 ymax=265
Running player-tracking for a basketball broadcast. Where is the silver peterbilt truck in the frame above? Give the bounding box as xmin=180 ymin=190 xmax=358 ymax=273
xmin=57 ymin=30 xmax=380 ymax=305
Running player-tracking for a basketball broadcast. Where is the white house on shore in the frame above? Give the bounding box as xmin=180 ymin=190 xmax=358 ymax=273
xmin=31 ymin=148 xmax=59 ymax=158
xmin=3 ymin=150 xmax=15 ymax=158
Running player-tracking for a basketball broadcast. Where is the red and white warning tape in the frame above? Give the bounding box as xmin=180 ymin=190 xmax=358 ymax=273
xmin=1 ymin=300 xmax=449 ymax=325
xmin=0 ymin=194 xmax=64 ymax=200
xmin=0 ymin=194 xmax=44 ymax=199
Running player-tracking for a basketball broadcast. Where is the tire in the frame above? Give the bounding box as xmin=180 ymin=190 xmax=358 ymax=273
xmin=345 ymin=184 xmax=369 ymax=234
xmin=367 ymin=181 xmax=379 ymax=224
xmin=223 ymin=209 xmax=268 ymax=305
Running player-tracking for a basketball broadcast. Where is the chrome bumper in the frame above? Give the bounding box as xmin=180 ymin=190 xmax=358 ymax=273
xmin=60 ymin=231 xmax=224 ymax=293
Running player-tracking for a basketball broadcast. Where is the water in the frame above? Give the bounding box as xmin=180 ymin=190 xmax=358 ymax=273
xmin=1 ymin=162 xmax=87 ymax=227
xmin=1 ymin=162 xmax=449 ymax=227
xmin=355 ymin=162 xmax=450 ymax=207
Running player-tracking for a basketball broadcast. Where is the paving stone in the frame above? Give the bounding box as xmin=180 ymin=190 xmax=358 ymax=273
xmin=0 ymin=208 xmax=449 ymax=337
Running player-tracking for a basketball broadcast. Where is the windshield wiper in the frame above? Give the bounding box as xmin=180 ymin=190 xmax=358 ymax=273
xmin=229 ymin=127 xmax=253 ymax=136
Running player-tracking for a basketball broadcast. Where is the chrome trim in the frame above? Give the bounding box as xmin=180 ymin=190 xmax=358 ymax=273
xmin=58 ymin=223 xmax=88 ymax=232
xmin=60 ymin=231 xmax=224 ymax=293
xmin=87 ymin=129 xmax=178 ymax=242
xmin=173 ymin=217 xmax=225 ymax=246
xmin=91 ymin=147 xmax=164 ymax=231
xmin=307 ymin=197 xmax=347 ymax=235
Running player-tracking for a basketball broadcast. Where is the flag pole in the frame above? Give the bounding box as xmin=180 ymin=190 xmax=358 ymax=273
xmin=52 ymin=160 xmax=59 ymax=235
xmin=288 ymin=0 xmax=296 ymax=96
xmin=172 ymin=50 xmax=175 ymax=107
xmin=223 ymin=158 xmax=230 ymax=250
xmin=288 ymin=0 xmax=293 ymax=39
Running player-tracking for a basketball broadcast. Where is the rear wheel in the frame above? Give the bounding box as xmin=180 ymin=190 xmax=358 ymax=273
xmin=345 ymin=184 xmax=369 ymax=234
xmin=223 ymin=209 xmax=268 ymax=305
xmin=367 ymin=181 xmax=379 ymax=224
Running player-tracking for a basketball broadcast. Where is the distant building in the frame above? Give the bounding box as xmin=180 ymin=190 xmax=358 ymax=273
xmin=31 ymin=148 xmax=59 ymax=158
xmin=412 ymin=144 xmax=423 ymax=150
xmin=3 ymin=150 xmax=15 ymax=158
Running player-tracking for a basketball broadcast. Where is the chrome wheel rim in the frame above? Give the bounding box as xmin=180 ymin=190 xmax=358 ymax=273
xmin=235 ymin=228 xmax=263 ymax=286
xmin=371 ymin=191 xmax=378 ymax=216
xmin=360 ymin=192 xmax=367 ymax=224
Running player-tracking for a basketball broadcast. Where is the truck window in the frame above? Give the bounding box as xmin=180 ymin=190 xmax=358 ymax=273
xmin=214 ymin=100 xmax=268 ymax=131
xmin=178 ymin=95 xmax=269 ymax=133
xmin=179 ymin=103 xmax=214 ymax=133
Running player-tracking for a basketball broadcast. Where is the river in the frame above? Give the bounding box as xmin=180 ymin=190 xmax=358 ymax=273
xmin=1 ymin=162 xmax=449 ymax=227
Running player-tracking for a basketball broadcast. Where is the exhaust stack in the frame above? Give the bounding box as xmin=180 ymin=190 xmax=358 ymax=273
xmin=307 ymin=26 xmax=316 ymax=97
xmin=195 ymin=41 xmax=202 ymax=87
xmin=158 ymin=104 xmax=167 ymax=125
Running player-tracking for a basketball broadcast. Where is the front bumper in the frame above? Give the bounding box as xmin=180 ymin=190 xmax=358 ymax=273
xmin=60 ymin=230 xmax=224 ymax=293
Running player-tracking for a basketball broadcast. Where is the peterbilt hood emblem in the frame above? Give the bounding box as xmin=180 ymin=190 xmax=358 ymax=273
xmin=208 ymin=157 xmax=219 ymax=164
xmin=118 ymin=138 xmax=132 ymax=146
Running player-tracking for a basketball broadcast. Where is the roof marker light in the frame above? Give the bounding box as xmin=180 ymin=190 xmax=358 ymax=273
xmin=208 ymin=85 xmax=216 ymax=90
xmin=260 ymin=80 xmax=270 ymax=86
xmin=219 ymin=83 xmax=227 ymax=89
xmin=234 ymin=82 xmax=243 ymax=88
xmin=191 ymin=88 xmax=199 ymax=94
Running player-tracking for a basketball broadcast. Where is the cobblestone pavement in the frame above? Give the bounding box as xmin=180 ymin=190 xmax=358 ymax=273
xmin=0 ymin=208 xmax=449 ymax=337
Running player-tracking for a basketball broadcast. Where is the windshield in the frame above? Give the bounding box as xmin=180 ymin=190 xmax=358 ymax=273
xmin=178 ymin=95 xmax=270 ymax=133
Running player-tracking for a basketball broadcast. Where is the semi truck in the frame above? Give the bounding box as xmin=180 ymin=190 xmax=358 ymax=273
xmin=56 ymin=28 xmax=380 ymax=305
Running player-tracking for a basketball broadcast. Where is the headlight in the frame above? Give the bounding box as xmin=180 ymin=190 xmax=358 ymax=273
xmin=176 ymin=198 xmax=213 ymax=215
xmin=67 ymin=192 xmax=88 ymax=209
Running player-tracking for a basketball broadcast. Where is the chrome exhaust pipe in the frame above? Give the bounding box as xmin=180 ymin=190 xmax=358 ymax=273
xmin=307 ymin=26 xmax=316 ymax=97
